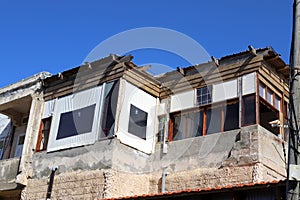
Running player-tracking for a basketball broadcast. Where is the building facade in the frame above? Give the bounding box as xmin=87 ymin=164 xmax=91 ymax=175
xmin=0 ymin=47 xmax=289 ymax=199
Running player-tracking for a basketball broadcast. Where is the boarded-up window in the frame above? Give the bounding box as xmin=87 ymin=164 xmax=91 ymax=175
xmin=128 ymin=105 xmax=148 ymax=140
xmin=56 ymin=104 xmax=96 ymax=140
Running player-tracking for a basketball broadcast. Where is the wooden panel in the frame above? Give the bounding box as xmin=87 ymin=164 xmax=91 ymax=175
xmin=160 ymin=66 xmax=260 ymax=98
xmin=123 ymin=73 xmax=160 ymax=97
xmin=258 ymin=68 xmax=289 ymax=97
xmin=44 ymin=64 xmax=126 ymax=100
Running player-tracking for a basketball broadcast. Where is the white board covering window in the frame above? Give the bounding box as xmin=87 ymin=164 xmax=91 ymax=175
xmin=117 ymin=81 xmax=157 ymax=154
xmin=170 ymin=90 xmax=194 ymax=112
xmin=47 ymin=86 xmax=103 ymax=152
xmin=212 ymin=80 xmax=238 ymax=102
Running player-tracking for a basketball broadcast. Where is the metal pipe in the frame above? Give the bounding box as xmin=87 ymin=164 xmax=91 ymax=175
xmin=161 ymin=171 xmax=168 ymax=193
xmin=46 ymin=166 xmax=58 ymax=200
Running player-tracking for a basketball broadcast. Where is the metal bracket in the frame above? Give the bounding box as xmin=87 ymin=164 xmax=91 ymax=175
xmin=289 ymin=164 xmax=300 ymax=181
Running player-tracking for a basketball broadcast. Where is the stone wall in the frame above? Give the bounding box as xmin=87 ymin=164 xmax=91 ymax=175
xmin=24 ymin=125 xmax=287 ymax=199
xmin=23 ymin=164 xmax=285 ymax=199
xmin=25 ymin=170 xmax=105 ymax=200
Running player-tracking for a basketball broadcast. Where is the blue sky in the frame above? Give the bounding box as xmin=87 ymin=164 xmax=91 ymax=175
xmin=0 ymin=0 xmax=292 ymax=88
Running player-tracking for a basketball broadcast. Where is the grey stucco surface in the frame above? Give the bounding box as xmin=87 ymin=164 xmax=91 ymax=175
xmin=0 ymin=157 xmax=20 ymax=191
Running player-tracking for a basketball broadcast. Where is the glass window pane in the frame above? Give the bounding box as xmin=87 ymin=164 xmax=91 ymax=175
xmin=128 ymin=105 xmax=148 ymax=140
xmin=196 ymin=85 xmax=212 ymax=106
xmin=0 ymin=140 xmax=3 ymax=149
xmin=224 ymin=102 xmax=239 ymax=131
xmin=186 ymin=112 xmax=203 ymax=138
xmin=101 ymin=81 xmax=120 ymax=137
xmin=259 ymin=83 xmax=265 ymax=98
xmin=267 ymin=89 xmax=273 ymax=105
xmin=18 ymin=135 xmax=25 ymax=145
xmin=196 ymin=111 xmax=204 ymax=137
xmin=57 ymin=104 xmax=96 ymax=140
xmin=243 ymin=95 xmax=256 ymax=126
xmin=172 ymin=114 xmax=186 ymax=141
xmin=206 ymin=107 xmax=222 ymax=134
xmin=274 ymin=95 xmax=281 ymax=110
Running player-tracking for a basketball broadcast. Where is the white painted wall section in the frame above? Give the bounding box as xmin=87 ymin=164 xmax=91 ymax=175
xmin=47 ymin=86 xmax=103 ymax=152
xmin=170 ymin=90 xmax=194 ymax=112
xmin=42 ymin=99 xmax=56 ymax=119
xmin=212 ymin=79 xmax=238 ymax=102
xmin=158 ymin=98 xmax=167 ymax=116
xmin=242 ymin=72 xmax=256 ymax=95
xmin=116 ymin=81 xmax=157 ymax=154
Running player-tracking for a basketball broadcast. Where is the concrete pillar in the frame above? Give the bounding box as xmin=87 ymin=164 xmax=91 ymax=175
xmin=16 ymin=92 xmax=44 ymax=186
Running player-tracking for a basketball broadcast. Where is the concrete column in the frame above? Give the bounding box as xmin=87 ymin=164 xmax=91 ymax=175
xmin=16 ymin=92 xmax=44 ymax=186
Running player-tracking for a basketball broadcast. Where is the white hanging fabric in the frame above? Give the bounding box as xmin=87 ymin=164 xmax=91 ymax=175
xmin=47 ymin=86 xmax=103 ymax=152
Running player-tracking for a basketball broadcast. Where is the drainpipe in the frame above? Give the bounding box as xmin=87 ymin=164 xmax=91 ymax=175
xmin=46 ymin=166 xmax=58 ymax=200
xmin=163 ymin=97 xmax=171 ymax=154
xmin=161 ymin=171 xmax=168 ymax=193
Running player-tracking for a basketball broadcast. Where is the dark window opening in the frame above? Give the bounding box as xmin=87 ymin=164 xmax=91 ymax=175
xmin=101 ymin=81 xmax=120 ymax=138
xmin=196 ymin=85 xmax=212 ymax=106
xmin=224 ymin=102 xmax=239 ymax=131
xmin=128 ymin=105 xmax=148 ymax=140
xmin=243 ymin=95 xmax=256 ymax=126
xmin=0 ymin=140 xmax=4 ymax=159
xmin=56 ymin=104 xmax=96 ymax=140
xmin=36 ymin=117 xmax=52 ymax=151
xmin=18 ymin=135 xmax=25 ymax=145
xmin=259 ymin=101 xmax=279 ymax=135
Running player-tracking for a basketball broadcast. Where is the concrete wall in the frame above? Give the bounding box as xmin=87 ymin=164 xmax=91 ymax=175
xmin=25 ymin=169 xmax=105 ymax=199
xmin=31 ymin=139 xmax=115 ymax=179
xmin=23 ymin=125 xmax=286 ymax=199
xmin=0 ymin=157 xmax=20 ymax=191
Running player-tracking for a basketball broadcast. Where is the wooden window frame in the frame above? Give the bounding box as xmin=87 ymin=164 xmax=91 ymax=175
xmin=196 ymin=85 xmax=212 ymax=106
xmin=168 ymin=99 xmax=239 ymax=141
xmin=36 ymin=117 xmax=52 ymax=152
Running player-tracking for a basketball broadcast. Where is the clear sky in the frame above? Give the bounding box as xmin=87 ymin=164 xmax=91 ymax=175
xmin=0 ymin=0 xmax=292 ymax=88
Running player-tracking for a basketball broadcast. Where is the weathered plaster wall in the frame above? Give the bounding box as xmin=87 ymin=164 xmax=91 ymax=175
xmin=25 ymin=125 xmax=286 ymax=199
xmin=32 ymin=139 xmax=115 ymax=179
xmin=0 ymin=158 xmax=20 ymax=191
xmin=25 ymin=170 xmax=105 ymax=199
xmin=257 ymin=125 xmax=287 ymax=177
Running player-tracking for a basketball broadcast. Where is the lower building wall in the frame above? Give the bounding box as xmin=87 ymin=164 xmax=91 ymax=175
xmin=25 ymin=170 xmax=105 ymax=200
xmin=22 ymin=125 xmax=286 ymax=199
xmin=23 ymin=164 xmax=285 ymax=199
